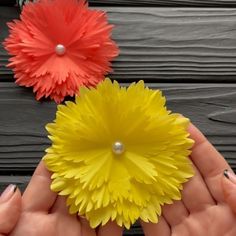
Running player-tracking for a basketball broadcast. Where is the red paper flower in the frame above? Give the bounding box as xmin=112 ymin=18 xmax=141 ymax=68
xmin=4 ymin=0 xmax=119 ymax=103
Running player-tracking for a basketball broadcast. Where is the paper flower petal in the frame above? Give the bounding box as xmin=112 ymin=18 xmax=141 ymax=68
xmin=4 ymin=0 xmax=119 ymax=103
xmin=44 ymin=78 xmax=194 ymax=228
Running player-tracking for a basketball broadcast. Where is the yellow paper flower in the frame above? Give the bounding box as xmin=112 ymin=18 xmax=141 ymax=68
xmin=44 ymin=78 xmax=194 ymax=229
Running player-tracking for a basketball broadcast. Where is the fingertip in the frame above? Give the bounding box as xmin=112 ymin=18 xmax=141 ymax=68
xmin=22 ymin=161 xmax=57 ymax=212
xmin=221 ymin=170 xmax=236 ymax=214
xmin=35 ymin=161 xmax=52 ymax=179
xmin=0 ymin=187 xmax=22 ymax=234
xmin=222 ymin=170 xmax=236 ymax=194
xmin=8 ymin=187 xmax=22 ymax=205
xmin=187 ymin=123 xmax=206 ymax=147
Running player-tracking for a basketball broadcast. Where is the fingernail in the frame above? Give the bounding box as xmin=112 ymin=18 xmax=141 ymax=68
xmin=224 ymin=169 xmax=236 ymax=185
xmin=0 ymin=184 xmax=17 ymax=202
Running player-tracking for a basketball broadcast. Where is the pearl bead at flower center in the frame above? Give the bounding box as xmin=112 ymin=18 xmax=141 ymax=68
xmin=112 ymin=141 xmax=125 ymax=155
xmin=55 ymin=44 xmax=66 ymax=56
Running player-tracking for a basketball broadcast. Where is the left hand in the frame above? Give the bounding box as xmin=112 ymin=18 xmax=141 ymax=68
xmin=7 ymin=162 xmax=123 ymax=236
xmin=0 ymin=184 xmax=21 ymax=236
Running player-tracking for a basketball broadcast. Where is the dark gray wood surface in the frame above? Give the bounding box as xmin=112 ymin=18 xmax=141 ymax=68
xmin=0 ymin=2 xmax=236 ymax=236
xmin=2 ymin=0 xmax=236 ymax=7
xmin=1 ymin=7 xmax=236 ymax=81
xmin=91 ymin=0 xmax=236 ymax=6
xmin=0 ymin=82 xmax=236 ymax=235
xmin=0 ymin=82 xmax=235 ymax=175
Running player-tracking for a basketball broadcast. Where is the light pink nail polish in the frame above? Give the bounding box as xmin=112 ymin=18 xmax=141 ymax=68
xmin=224 ymin=170 xmax=236 ymax=185
xmin=0 ymin=184 xmax=17 ymax=202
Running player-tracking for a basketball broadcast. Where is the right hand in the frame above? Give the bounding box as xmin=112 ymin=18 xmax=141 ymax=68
xmin=141 ymin=123 xmax=236 ymax=236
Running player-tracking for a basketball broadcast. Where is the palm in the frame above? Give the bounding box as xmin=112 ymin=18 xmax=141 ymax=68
xmin=10 ymin=208 xmax=82 ymax=236
xmin=141 ymin=124 xmax=236 ymax=236
xmin=6 ymin=124 xmax=236 ymax=236
xmin=170 ymin=202 xmax=236 ymax=235
xmin=9 ymin=162 xmax=122 ymax=236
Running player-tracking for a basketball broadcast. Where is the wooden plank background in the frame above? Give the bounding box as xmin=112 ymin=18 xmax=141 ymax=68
xmin=0 ymin=82 xmax=236 ymax=172
xmin=0 ymin=1 xmax=236 ymax=235
xmin=91 ymin=0 xmax=236 ymax=6
xmin=3 ymin=0 xmax=236 ymax=7
xmin=1 ymin=7 xmax=236 ymax=81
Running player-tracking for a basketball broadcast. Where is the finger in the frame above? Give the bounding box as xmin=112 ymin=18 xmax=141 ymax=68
xmin=22 ymin=161 xmax=57 ymax=212
xmin=140 ymin=217 xmax=171 ymax=236
xmin=222 ymin=169 xmax=236 ymax=214
xmin=162 ymin=200 xmax=189 ymax=226
xmin=188 ymin=123 xmax=231 ymax=202
xmin=50 ymin=207 xmax=81 ymax=236
xmin=79 ymin=217 xmax=96 ymax=236
xmin=50 ymin=196 xmax=69 ymax=215
xmin=0 ymin=186 xmax=21 ymax=235
xmin=97 ymin=221 xmax=123 ymax=236
xmin=182 ymin=165 xmax=216 ymax=213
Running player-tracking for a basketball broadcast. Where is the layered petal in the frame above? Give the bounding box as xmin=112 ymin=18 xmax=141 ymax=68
xmin=4 ymin=0 xmax=119 ymax=103
xmin=44 ymin=78 xmax=194 ymax=228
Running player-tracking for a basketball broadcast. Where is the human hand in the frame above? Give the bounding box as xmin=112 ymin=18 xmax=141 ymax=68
xmin=141 ymin=123 xmax=236 ymax=236
xmin=0 ymin=185 xmax=21 ymax=236
xmin=3 ymin=123 xmax=236 ymax=236
xmin=8 ymin=162 xmax=123 ymax=236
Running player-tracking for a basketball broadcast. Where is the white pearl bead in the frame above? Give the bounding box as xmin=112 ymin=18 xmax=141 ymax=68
xmin=112 ymin=141 xmax=125 ymax=155
xmin=55 ymin=44 xmax=66 ymax=56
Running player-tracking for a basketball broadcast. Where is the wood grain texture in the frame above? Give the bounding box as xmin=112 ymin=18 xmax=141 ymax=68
xmin=1 ymin=7 xmax=236 ymax=81
xmin=90 ymin=0 xmax=236 ymax=6
xmin=2 ymin=0 xmax=236 ymax=7
xmin=109 ymin=7 xmax=236 ymax=81
xmin=0 ymin=7 xmax=19 ymax=81
xmin=0 ymin=82 xmax=235 ymax=236
xmin=0 ymin=82 xmax=235 ymax=174
xmin=0 ymin=4 xmax=235 ymax=236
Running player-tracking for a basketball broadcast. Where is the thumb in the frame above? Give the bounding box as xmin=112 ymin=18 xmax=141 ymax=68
xmin=0 ymin=185 xmax=22 ymax=235
xmin=222 ymin=169 xmax=236 ymax=214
